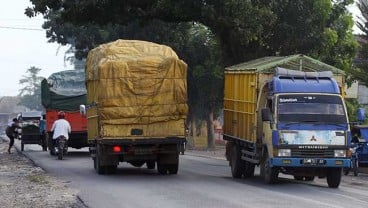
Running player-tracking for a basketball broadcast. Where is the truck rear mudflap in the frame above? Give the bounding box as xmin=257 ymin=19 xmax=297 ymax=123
xmin=270 ymin=157 xmax=350 ymax=168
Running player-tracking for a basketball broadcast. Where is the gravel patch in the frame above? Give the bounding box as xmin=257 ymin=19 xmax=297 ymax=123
xmin=0 ymin=138 xmax=86 ymax=208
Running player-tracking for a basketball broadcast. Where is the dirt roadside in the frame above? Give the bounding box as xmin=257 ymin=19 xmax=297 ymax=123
xmin=0 ymin=136 xmax=86 ymax=208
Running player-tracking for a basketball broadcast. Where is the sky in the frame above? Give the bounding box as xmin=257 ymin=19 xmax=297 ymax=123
xmin=0 ymin=0 xmax=70 ymax=96
xmin=0 ymin=1 xmax=364 ymax=97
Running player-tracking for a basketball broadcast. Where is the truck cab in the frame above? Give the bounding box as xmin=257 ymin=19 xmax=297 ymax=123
xmin=260 ymin=68 xmax=350 ymax=187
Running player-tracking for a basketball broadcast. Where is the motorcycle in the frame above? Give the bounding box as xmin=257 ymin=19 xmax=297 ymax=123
xmin=343 ymin=143 xmax=358 ymax=176
xmin=54 ymin=135 xmax=68 ymax=160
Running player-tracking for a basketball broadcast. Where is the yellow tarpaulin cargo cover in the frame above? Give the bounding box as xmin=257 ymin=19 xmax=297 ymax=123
xmin=85 ymin=40 xmax=188 ymax=140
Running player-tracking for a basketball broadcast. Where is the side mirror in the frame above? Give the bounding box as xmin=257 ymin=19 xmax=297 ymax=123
xmin=261 ymin=108 xmax=271 ymax=121
xmin=80 ymin=105 xmax=86 ymax=117
xmin=357 ymin=108 xmax=366 ymax=123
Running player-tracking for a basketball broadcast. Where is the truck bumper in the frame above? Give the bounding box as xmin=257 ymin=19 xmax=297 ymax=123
xmin=271 ymin=157 xmax=350 ymax=168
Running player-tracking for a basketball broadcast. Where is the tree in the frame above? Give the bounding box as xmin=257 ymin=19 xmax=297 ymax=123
xmin=26 ymin=0 xmax=357 ymax=68
xmin=25 ymin=0 xmax=358 ymax=148
xmin=18 ymin=66 xmax=44 ymax=111
xmin=351 ymin=0 xmax=368 ymax=85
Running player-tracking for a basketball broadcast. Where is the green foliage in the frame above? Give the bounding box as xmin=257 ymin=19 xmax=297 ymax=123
xmin=345 ymin=98 xmax=360 ymax=122
xmin=18 ymin=66 xmax=44 ymax=111
xmin=351 ymin=0 xmax=368 ymax=85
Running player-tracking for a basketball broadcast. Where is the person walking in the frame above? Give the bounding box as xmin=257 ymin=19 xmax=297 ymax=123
xmin=5 ymin=118 xmax=20 ymax=154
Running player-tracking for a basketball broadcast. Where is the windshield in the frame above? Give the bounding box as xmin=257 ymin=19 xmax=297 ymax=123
xmin=277 ymin=94 xmax=347 ymax=123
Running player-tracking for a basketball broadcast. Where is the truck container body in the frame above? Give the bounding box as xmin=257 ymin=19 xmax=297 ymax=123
xmin=223 ymin=54 xmax=350 ymax=188
xmin=41 ymin=69 xmax=88 ymax=151
xmin=84 ymin=39 xmax=188 ymax=174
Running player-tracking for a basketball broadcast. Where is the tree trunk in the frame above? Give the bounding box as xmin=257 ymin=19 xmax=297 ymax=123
xmin=207 ymin=111 xmax=215 ymax=150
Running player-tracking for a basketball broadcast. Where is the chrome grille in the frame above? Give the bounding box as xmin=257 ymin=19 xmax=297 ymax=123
xmin=291 ymin=149 xmax=334 ymax=158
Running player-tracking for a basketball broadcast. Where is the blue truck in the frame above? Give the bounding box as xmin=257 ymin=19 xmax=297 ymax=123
xmin=223 ymin=55 xmax=351 ymax=188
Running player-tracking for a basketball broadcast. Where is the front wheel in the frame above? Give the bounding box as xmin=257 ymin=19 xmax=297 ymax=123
xmin=326 ymin=168 xmax=342 ymax=188
xmin=262 ymin=152 xmax=278 ymax=184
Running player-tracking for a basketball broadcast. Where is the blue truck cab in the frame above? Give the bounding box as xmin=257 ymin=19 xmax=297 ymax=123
xmin=261 ymin=68 xmax=350 ymax=187
xmin=224 ymin=56 xmax=351 ymax=188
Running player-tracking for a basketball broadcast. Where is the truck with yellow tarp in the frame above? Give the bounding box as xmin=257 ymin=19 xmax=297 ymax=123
xmin=224 ymin=55 xmax=351 ymax=188
xmin=81 ymin=39 xmax=188 ymax=175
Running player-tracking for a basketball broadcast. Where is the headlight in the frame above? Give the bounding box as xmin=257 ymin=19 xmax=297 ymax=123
xmin=278 ymin=149 xmax=291 ymax=157
xmin=334 ymin=150 xmax=346 ymax=157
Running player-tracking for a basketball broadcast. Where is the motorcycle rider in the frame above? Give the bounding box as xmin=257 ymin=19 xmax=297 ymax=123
xmin=50 ymin=111 xmax=71 ymax=153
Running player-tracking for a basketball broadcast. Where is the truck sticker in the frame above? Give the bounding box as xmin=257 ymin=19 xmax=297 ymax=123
xmin=279 ymin=130 xmax=345 ymax=145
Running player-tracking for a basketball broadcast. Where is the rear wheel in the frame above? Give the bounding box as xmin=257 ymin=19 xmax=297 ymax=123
xmin=230 ymin=145 xmax=244 ymax=178
xmin=243 ymin=161 xmax=255 ymax=178
xmin=326 ymin=168 xmax=342 ymax=188
xmin=95 ymin=144 xmax=107 ymax=174
xmin=146 ymin=161 xmax=155 ymax=169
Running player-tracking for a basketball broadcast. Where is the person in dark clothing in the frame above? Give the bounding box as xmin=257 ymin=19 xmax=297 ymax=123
xmin=5 ymin=118 xmax=20 ymax=154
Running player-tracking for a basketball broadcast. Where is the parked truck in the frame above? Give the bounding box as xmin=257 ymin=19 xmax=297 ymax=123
xmin=81 ymin=39 xmax=188 ymax=174
xmin=223 ymin=55 xmax=351 ymax=188
xmin=41 ymin=69 xmax=88 ymax=154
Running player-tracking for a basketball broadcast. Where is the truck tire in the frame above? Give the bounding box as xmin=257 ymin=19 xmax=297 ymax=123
xmin=146 ymin=161 xmax=155 ymax=169
xmin=157 ymin=162 xmax=168 ymax=174
xmin=262 ymin=152 xmax=278 ymax=184
xmin=231 ymin=145 xmax=244 ymax=178
xmin=95 ymin=144 xmax=107 ymax=175
xmin=243 ymin=161 xmax=255 ymax=178
xmin=168 ymin=154 xmax=179 ymax=174
xmin=326 ymin=168 xmax=342 ymax=188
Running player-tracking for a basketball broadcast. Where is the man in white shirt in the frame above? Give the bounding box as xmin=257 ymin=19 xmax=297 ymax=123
xmin=51 ymin=111 xmax=71 ymax=149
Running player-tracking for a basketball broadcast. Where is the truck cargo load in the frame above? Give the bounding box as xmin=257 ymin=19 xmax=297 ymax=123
xmin=41 ymin=69 xmax=88 ymax=151
xmin=223 ymin=54 xmax=350 ymax=188
xmin=84 ymin=39 xmax=188 ymax=174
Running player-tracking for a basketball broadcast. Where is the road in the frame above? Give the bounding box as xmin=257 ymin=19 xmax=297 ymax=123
xmin=16 ymin=142 xmax=368 ymax=208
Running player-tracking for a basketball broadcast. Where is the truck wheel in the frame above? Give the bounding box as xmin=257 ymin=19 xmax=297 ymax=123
xmin=157 ymin=163 xmax=168 ymax=174
xmin=231 ymin=145 xmax=244 ymax=178
xmin=326 ymin=168 xmax=341 ymax=188
xmin=105 ymin=165 xmax=117 ymax=174
xmin=146 ymin=161 xmax=155 ymax=169
xmin=168 ymin=153 xmax=179 ymax=174
xmin=263 ymin=153 xmax=278 ymax=184
xmin=95 ymin=144 xmax=107 ymax=175
xmin=305 ymin=176 xmax=315 ymax=181
xmin=21 ymin=142 xmax=24 ymax=151
xmin=157 ymin=156 xmax=168 ymax=174
xmin=243 ymin=161 xmax=255 ymax=178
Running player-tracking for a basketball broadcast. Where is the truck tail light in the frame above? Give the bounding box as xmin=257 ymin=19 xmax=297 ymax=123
xmin=113 ymin=146 xmax=121 ymax=153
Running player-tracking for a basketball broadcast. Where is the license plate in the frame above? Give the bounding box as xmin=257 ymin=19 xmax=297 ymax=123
xmin=302 ymin=159 xmax=326 ymax=165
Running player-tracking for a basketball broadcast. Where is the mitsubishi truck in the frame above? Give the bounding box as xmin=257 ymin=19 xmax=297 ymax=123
xmin=81 ymin=39 xmax=188 ymax=175
xmin=41 ymin=69 xmax=88 ymax=154
xmin=223 ymin=55 xmax=351 ymax=188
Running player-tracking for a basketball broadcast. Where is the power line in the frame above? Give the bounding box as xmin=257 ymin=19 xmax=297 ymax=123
xmin=0 ymin=25 xmax=43 ymax=31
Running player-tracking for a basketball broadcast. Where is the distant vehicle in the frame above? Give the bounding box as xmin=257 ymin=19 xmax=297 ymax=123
xmin=81 ymin=39 xmax=188 ymax=174
xmin=18 ymin=111 xmax=47 ymax=151
xmin=223 ymin=55 xmax=351 ymax=188
xmin=41 ymin=69 xmax=88 ymax=155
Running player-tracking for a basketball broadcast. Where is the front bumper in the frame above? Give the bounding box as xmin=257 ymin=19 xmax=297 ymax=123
xmin=271 ymin=157 xmax=350 ymax=168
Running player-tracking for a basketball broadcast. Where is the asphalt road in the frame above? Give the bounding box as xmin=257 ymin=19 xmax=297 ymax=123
xmin=15 ymin=142 xmax=368 ymax=208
